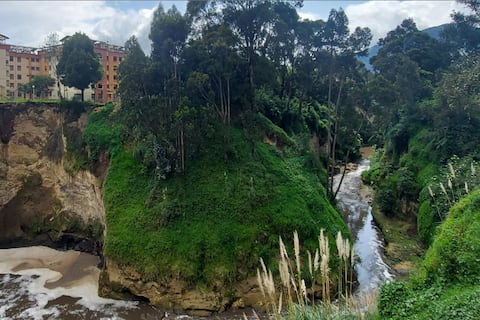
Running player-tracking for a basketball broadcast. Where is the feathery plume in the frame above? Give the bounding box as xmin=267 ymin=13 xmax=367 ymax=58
xmin=449 ymin=163 xmax=456 ymax=178
xmin=440 ymin=182 xmax=447 ymax=195
xmin=314 ymin=249 xmax=320 ymax=272
xmin=294 ymin=230 xmax=301 ymax=277
xmin=308 ymin=250 xmax=313 ymax=277
xmin=257 ymin=268 xmax=265 ymax=297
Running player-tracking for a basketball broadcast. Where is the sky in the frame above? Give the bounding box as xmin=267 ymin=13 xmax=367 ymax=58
xmin=0 ymin=1 xmax=472 ymax=53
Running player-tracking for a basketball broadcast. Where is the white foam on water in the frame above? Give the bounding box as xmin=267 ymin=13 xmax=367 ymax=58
xmin=0 ymin=246 xmax=137 ymax=319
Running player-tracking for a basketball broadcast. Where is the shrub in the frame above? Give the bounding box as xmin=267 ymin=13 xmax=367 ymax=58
xmin=417 ymin=201 xmax=436 ymax=245
xmin=376 ymin=187 xmax=397 ymax=216
xmin=378 ymin=281 xmax=411 ymax=319
xmin=423 ymin=190 xmax=480 ymax=285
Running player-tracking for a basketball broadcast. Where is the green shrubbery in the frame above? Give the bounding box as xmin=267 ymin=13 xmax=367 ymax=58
xmin=423 ymin=189 xmax=480 ymax=285
xmin=378 ymin=190 xmax=480 ymax=319
xmin=94 ymin=104 xmax=349 ymax=287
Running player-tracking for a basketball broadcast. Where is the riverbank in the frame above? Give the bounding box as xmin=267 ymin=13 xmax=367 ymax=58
xmin=370 ymin=201 xmax=424 ymax=278
xmin=359 ymin=146 xmax=424 ymax=278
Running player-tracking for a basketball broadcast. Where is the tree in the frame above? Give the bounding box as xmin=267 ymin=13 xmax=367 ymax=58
xmin=221 ymin=0 xmax=274 ymax=110
xmin=440 ymin=0 xmax=480 ymax=55
xmin=314 ymin=8 xmax=371 ymax=200
xmin=118 ymin=36 xmax=149 ymax=104
xmin=17 ymin=83 xmax=31 ymax=99
xmin=148 ymin=4 xmax=191 ymax=173
xmin=29 ymin=75 xmax=55 ymax=98
xmin=56 ymin=32 xmax=103 ymax=102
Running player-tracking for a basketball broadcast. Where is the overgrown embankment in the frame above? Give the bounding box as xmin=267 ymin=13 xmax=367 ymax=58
xmin=378 ymin=190 xmax=480 ymax=319
xmin=89 ymin=105 xmax=349 ymax=312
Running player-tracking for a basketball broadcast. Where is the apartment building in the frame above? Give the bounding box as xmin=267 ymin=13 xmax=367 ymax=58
xmin=0 ymin=34 xmax=8 ymax=98
xmin=0 ymin=34 xmax=125 ymax=103
xmin=92 ymin=41 xmax=124 ymax=102
xmin=0 ymin=34 xmax=42 ymax=99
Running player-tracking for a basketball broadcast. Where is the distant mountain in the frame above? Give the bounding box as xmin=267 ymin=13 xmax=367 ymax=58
xmin=358 ymin=24 xmax=450 ymax=71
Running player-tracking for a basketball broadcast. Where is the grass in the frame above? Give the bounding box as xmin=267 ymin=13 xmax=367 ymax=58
xmin=98 ymin=109 xmax=349 ymax=289
xmin=256 ymin=230 xmax=377 ymax=320
xmin=371 ymin=204 xmax=424 ymax=277
xmin=378 ymin=190 xmax=480 ymax=319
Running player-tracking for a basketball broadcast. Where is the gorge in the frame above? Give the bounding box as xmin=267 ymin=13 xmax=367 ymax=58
xmin=0 ymin=102 xmax=392 ymax=318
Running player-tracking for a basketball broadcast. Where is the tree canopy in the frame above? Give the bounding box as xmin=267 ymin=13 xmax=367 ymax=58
xmin=56 ymin=32 xmax=103 ymax=102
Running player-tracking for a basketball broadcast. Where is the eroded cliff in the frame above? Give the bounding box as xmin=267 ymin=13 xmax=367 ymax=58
xmin=0 ymin=103 xmax=104 ymax=253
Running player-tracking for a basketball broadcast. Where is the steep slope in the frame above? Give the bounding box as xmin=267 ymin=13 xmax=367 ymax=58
xmin=97 ymin=108 xmax=349 ymax=313
xmin=0 ymin=102 xmax=104 ymax=252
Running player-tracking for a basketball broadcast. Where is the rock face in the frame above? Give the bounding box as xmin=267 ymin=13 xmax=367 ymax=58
xmin=0 ymin=102 xmax=266 ymax=313
xmin=0 ymin=103 xmax=104 ymax=253
xmin=100 ymin=257 xmax=265 ymax=315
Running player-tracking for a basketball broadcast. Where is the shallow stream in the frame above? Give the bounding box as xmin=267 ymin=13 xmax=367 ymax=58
xmin=334 ymin=159 xmax=394 ymax=295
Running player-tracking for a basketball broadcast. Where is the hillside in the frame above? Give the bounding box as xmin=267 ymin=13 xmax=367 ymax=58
xmin=91 ymin=105 xmax=349 ymax=312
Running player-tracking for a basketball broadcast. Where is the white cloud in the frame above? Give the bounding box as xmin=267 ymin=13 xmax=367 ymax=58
xmin=345 ymin=1 xmax=472 ymax=46
xmin=298 ymin=11 xmax=322 ymax=21
xmin=0 ymin=1 xmax=157 ymax=53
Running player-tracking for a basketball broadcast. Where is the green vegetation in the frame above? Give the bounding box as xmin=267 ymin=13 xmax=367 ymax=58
xmin=378 ymin=191 xmax=480 ymax=319
xmin=57 ymin=32 xmax=103 ymax=102
xmin=257 ymin=230 xmax=378 ymax=320
xmin=45 ymin=0 xmax=480 ymax=315
xmin=101 ymin=116 xmax=348 ymax=285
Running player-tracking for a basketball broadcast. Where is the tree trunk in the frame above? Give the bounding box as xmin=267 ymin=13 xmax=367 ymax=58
xmin=328 ymin=79 xmax=344 ymax=199
xmin=81 ymin=88 xmax=85 ymax=103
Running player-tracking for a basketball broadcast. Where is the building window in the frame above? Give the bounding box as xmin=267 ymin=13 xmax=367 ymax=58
xmin=36 ymin=58 xmax=39 ymax=62
xmin=113 ymin=56 xmax=117 ymax=62
xmin=9 ymin=74 xmax=13 ymax=80
xmin=113 ymin=66 xmax=118 ymax=71
xmin=17 ymin=57 xmax=21 ymax=62
xmin=106 ymin=65 xmax=109 ymax=71
xmin=98 ymin=83 xmax=103 ymax=89
xmin=9 ymin=56 xmax=13 ymax=62
xmin=119 ymin=57 xmax=122 ymax=62
xmin=10 ymin=83 xmax=14 ymax=88
xmin=114 ymin=84 xmax=118 ymax=90
xmin=17 ymin=74 xmax=21 ymax=80
xmin=113 ymin=75 xmax=117 ymax=80
xmin=91 ymin=93 xmax=95 ymax=100
xmin=17 ymin=65 xmax=21 ymax=71
xmin=36 ymin=67 xmax=39 ymax=71
xmin=9 ymin=65 xmax=13 ymax=71
xmin=31 ymin=57 xmax=35 ymax=62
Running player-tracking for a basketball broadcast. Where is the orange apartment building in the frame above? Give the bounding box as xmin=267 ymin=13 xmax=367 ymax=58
xmin=0 ymin=34 xmax=42 ymax=99
xmin=0 ymin=33 xmax=125 ymax=103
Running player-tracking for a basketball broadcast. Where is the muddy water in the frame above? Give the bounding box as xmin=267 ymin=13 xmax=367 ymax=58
xmin=0 ymin=246 xmax=260 ymax=320
xmin=1 ymin=159 xmax=391 ymax=318
xmin=334 ymin=160 xmax=394 ymax=295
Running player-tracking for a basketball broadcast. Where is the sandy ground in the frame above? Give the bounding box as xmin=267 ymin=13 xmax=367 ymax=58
xmin=360 ymin=146 xmax=375 ymax=160
xmin=0 ymin=246 xmax=99 ymax=289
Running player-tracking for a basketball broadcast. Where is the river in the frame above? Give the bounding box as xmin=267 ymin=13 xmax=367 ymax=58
xmin=0 ymin=246 xmax=258 ymax=320
xmin=1 ymin=159 xmax=391 ymax=319
xmin=334 ymin=159 xmax=394 ymax=295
